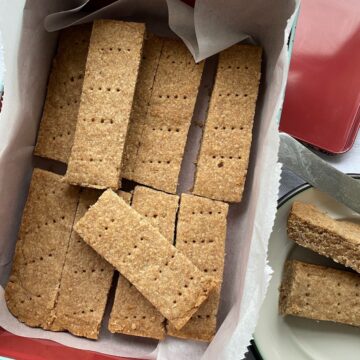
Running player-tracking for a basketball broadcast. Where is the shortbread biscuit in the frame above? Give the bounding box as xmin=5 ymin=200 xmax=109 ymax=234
xmin=280 ymin=260 xmax=360 ymax=327
xmin=65 ymin=20 xmax=145 ymax=189
xmin=108 ymin=186 xmax=179 ymax=339
xmin=167 ymin=194 xmax=228 ymax=341
xmin=125 ymin=39 xmax=204 ymax=193
xmin=34 ymin=24 xmax=91 ymax=163
xmin=5 ymin=169 xmax=79 ymax=328
xmin=288 ymin=201 xmax=360 ymax=273
xmin=193 ymin=45 xmax=262 ymax=202
xmin=75 ymin=189 xmax=216 ymax=330
xmin=50 ymin=189 xmax=113 ymax=339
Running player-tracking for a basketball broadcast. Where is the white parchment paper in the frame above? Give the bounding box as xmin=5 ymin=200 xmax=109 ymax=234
xmin=0 ymin=0 xmax=299 ymax=359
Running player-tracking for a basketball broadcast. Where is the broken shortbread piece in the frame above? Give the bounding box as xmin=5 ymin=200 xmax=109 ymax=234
xmin=288 ymin=201 xmax=360 ymax=273
xmin=109 ymin=186 xmax=178 ymax=339
xmin=167 ymin=194 xmax=228 ymax=341
xmin=65 ymin=20 xmax=145 ymax=189
xmin=34 ymin=24 xmax=91 ymax=163
xmin=123 ymin=37 xmax=204 ymax=193
xmin=193 ymin=45 xmax=262 ymax=202
xmin=5 ymin=169 xmax=79 ymax=329
xmin=279 ymin=260 xmax=360 ymax=327
xmin=75 ymin=189 xmax=216 ymax=330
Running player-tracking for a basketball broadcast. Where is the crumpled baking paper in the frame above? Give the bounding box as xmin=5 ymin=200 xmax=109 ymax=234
xmin=0 ymin=0 xmax=299 ymax=359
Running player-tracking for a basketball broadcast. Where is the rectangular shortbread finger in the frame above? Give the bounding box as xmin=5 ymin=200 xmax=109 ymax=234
xmin=279 ymin=260 xmax=360 ymax=326
xmin=108 ymin=186 xmax=179 ymax=339
xmin=65 ymin=20 xmax=145 ymax=189
xmin=121 ymin=34 xmax=163 ymax=179
xmin=124 ymin=38 xmax=204 ymax=193
xmin=131 ymin=186 xmax=179 ymax=242
xmin=75 ymin=189 xmax=216 ymax=330
xmin=288 ymin=201 xmax=360 ymax=273
xmin=167 ymin=194 xmax=228 ymax=341
xmin=193 ymin=45 xmax=262 ymax=202
xmin=34 ymin=24 xmax=91 ymax=163
xmin=5 ymin=169 xmax=79 ymax=329
xmin=50 ymin=189 xmax=114 ymax=339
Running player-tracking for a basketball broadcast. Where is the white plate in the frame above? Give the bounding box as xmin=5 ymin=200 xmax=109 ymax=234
xmin=253 ymin=180 xmax=360 ymax=360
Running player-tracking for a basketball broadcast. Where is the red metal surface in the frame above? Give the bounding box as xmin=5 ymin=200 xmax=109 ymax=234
xmin=0 ymin=328 xmax=137 ymax=360
xmin=280 ymin=0 xmax=360 ymax=153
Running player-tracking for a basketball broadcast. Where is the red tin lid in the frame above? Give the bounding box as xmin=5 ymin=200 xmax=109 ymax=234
xmin=280 ymin=0 xmax=360 ymax=154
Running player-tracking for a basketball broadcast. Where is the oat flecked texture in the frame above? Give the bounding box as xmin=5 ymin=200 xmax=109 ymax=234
xmin=34 ymin=24 xmax=92 ymax=163
xmin=5 ymin=169 xmax=79 ymax=329
xmin=279 ymin=260 xmax=360 ymax=326
xmin=50 ymin=189 xmax=114 ymax=339
xmin=131 ymin=186 xmax=179 ymax=242
xmin=123 ymin=38 xmax=204 ymax=193
xmin=65 ymin=20 xmax=145 ymax=189
xmin=109 ymin=186 xmax=179 ymax=339
xmin=167 ymin=194 xmax=228 ymax=341
xmin=121 ymin=34 xmax=163 ymax=179
xmin=288 ymin=201 xmax=360 ymax=273
xmin=193 ymin=45 xmax=262 ymax=202
xmin=75 ymin=189 xmax=216 ymax=330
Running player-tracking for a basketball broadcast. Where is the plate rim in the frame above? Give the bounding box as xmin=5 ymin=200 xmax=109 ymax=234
xmin=250 ymin=173 xmax=360 ymax=360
